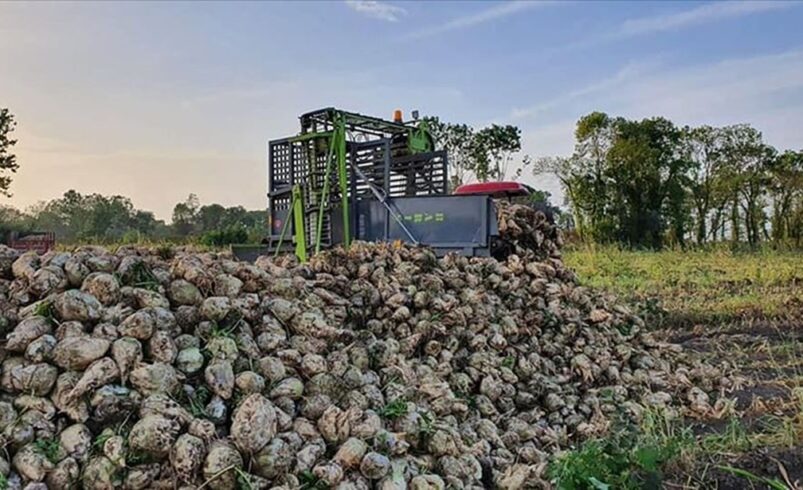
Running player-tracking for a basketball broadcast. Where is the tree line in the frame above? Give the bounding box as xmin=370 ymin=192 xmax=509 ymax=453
xmin=533 ymin=112 xmax=803 ymax=248
xmin=0 ymin=191 xmax=266 ymax=245
xmin=0 ymin=106 xmax=266 ymax=244
xmin=3 ymin=105 xmax=801 ymax=249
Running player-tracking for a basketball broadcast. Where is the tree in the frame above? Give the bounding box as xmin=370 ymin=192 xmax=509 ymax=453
xmin=532 ymin=156 xmax=589 ymax=235
xmin=425 ymin=118 xmax=476 ymax=189
xmin=682 ymin=126 xmax=730 ymax=244
xmin=528 ymin=189 xmax=561 ymax=223
xmin=195 ymin=203 xmax=227 ymax=232
xmin=0 ymin=204 xmax=29 ymax=232
xmin=536 ymin=112 xmax=692 ymax=247
xmin=0 ymin=108 xmax=20 ymax=197
xmin=572 ymin=112 xmax=617 ymax=241
xmin=21 ymin=190 xmax=162 ymax=241
xmin=767 ymin=150 xmax=803 ymax=243
xmin=532 ymin=112 xmax=618 ymax=242
xmin=472 ymin=124 xmax=522 ymax=182
xmin=426 ymin=118 xmax=523 ymax=187
xmin=606 ymin=117 xmax=688 ymax=248
xmin=719 ymin=125 xmax=775 ymax=246
xmin=172 ymin=193 xmax=200 ymax=236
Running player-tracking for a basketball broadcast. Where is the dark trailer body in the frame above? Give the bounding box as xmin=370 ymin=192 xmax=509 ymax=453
xmin=233 ymin=108 xmax=500 ymax=262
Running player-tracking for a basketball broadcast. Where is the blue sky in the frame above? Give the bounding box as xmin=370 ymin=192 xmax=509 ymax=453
xmin=2 ymin=1 xmax=803 ymax=219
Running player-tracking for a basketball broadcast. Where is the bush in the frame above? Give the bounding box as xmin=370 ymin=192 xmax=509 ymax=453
xmin=198 ymin=225 xmax=249 ymax=247
xmin=548 ymin=410 xmax=692 ymax=489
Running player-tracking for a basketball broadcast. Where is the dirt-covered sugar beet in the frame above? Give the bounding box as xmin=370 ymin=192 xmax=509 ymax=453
xmin=0 ymin=206 xmax=735 ymax=489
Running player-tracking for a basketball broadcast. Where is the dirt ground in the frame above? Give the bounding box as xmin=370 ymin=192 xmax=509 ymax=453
xmin=662 ymin=318 xmax=803 ymax=488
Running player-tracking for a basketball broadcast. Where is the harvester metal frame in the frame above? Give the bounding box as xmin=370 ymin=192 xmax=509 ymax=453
xmin=232 ymin=108 xmax=498 ymax=262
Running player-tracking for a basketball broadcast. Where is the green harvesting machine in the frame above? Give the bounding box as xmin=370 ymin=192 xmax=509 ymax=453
xmin=233 ymin=107 xmax=500 ymax=262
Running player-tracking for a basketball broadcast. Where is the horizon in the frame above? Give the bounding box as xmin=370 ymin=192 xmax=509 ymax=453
xmin=2 ymin=0 xmax=803 ymax=220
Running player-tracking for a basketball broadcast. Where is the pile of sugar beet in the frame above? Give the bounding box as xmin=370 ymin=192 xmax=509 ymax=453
xmin=0 ymin=203 xmax=735 ymax=490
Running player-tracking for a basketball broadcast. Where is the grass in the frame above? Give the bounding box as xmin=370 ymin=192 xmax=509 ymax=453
xmin=33 ymin=301 xmax=57 ymax=323
xmin=125 ymin=261 xmax=161 ymax=291
xmin=33 ymin=437 xmax=62 ymax=464
xmin=558 ymin=244 xmax=803 ymax=488
xmin=92 ymin=431 xmax=114 ymax=454
xmin=177 ymin=385 xmax=211 ymax=419
xmin=715 ymin=466 xmax=789 ymax=490
xmin=699 ymin=418 xmax=754 ymax=454
xmin=549 ymin=409 xmax=694 ymax=489
xmin=564 ymin=244 xmax=803 ymax=325
xmin=298 ymin=470 xmax=328 ymax=490
xmin=378 ymin=399 xmax=409 ymax=420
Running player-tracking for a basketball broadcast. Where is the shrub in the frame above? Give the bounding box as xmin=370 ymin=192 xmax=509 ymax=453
xmin=199 ymin=225 xmax=248 ymax=247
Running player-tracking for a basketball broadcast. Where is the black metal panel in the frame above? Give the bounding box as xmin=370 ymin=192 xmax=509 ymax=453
xmin=349 ymin=142 xmax=448 ymax=198
xmin=356 ymin=195 xmax=498 ymax=252
xmin=388 ymin=151 xmax=448 ymax=196
xmin=268 ymin=137 xmax=338 ymax=249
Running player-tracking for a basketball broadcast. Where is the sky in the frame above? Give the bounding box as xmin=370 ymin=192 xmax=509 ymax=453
xmin=2 ymin=0 xmax=803 ymax=220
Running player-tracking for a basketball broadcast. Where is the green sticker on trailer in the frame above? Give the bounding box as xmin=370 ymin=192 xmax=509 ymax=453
xmin=403 ymin=213 xmax=445 ymax=224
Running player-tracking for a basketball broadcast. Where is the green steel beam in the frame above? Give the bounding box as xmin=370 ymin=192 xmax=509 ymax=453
xmin=289 ymin=131 xmax=333 ymax=143
xmin=336 ymin=114 xmax=350 ymax=248
xmin=292 ymin=185 xmax=307 ymax=262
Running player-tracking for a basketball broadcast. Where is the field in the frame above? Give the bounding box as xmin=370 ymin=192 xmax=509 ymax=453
xmin=562 ymin=246 xmax=803 ymax=488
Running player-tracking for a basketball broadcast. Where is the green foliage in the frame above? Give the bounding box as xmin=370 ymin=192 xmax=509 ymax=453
xmin=33 ymin=437 xmax=63 ymax=464
xmin=0 ymin=188 xmax=265 ymax=246
xmin=126 ymin=448 xmax=156 ymax=466
xmin=0 ymin=107 xmax=19 ymax=197
xmin=549 ymin=410 xmax=692 ymax=490
xmin=33 ymin=301 xmax=56 ymax=324
xmin=536 ymin=112 xmax=803 ymax=249
xmin=199 ymin=225 xmax=249 ymax=247
xmin=417 ymin=411 xmax=436 ymax=444
xmin=700 ymin=418 xmax=753 ymax=454
xmin=209 ymin=323 xmax=236 ymax=340
xmin=211 ymin=310 xmax=244 ymax=339
xmin=472 ymin=124 xmax=522 ymax=182
xmin=299 ymin=470 xmax=328 ymax=490
xmin=19 ymin=189 xmax=169 ymax=242
xmin=716 ymin=466 xmax=788 ymax=490
xmin=234 ymin=467 xmax=256 ymax=490
xmin=565 ymin=244 xmax=802 ymax=324
xmin=155 ymin=244 xmax=175 ymax=260
xmin=425 ymin=116 xmax=523 ymax=187
xmin=171 ymin=193 xmax=266 ymax=242
xmin=0 ymin=472 xmax=7 ymax=490
xmin=379 ymin=399 xmax=409 ymax=420
xmin=92 ymin=431 xmax=113 ymax=454
xmin=172 ymin=193 xmax=200 ymax=236
xmin=176 ymin=386 xmax=211 ymax=419
xmin=126 ymin=261 xmax=160 ymax=291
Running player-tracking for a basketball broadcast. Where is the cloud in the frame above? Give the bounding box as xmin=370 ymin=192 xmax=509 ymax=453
xmin=508 ymin=61 xmax=657 ymax=122
xmin=405 ymin=1 xmax=556 ymax=41
xmin=610 ymin=49 xmax=803 ymax=143
xmin=522 ymin=48 xmax=803 ymax=148
xmin=514 ymin=48 xmax=803 ymax=202
xmin=555 ymin=1 xmax=800 ymax=54
xmin=619 ymin=1 xmax=795 ymax=37
xmin=344 ymin=0 xmax=407 ymax=22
